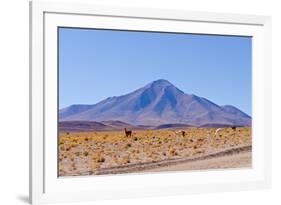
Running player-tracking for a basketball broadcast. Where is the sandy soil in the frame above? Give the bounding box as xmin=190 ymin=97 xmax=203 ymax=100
xmin=90 ymin=145 xmax=251 ymax=175
xmin=145 ymin=148 xmax=251 ymax=173
xmin=59 ymin=127 xmax=252 ymax=176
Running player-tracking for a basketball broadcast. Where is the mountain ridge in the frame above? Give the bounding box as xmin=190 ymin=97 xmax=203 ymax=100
xmin=59 ymin=79 xmax=251 ymax=127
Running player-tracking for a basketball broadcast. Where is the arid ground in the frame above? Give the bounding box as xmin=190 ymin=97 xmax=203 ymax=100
xmin=58 ymin=127 xmax=251 ymax=176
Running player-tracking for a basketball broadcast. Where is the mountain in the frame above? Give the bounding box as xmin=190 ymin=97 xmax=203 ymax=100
xmin=154 ymin=123 xmax=194 ymax=130
xmin=59 ymin=120 xmax=139 ymax=132
xmin=59 ymin=120 xmax=194 ymax=132
xmin=59 ymin=79 xmax=251 ymax=127
xmin=59 ymin=121 xmax=111 ymax=132
xmin=100 ymin=120 xmax=140 ymax=130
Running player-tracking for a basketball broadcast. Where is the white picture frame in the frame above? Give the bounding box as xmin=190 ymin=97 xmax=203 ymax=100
xmin=30 ymin=1 xmax=272 ymax=204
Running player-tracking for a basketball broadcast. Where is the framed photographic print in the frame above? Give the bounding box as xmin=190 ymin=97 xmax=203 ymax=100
xmin=30 ymin=1 xmax=272 ymax=204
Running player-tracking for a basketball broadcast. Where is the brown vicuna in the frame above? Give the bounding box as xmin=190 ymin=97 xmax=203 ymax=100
xmin=124 ymin=128 xmax=132 ymax=137
xmin=174 ymin=130 xmax=186 ymax=137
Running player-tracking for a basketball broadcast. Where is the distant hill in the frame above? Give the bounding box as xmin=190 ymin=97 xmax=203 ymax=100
xmin=59 ymin=121 xmax=111 ymax=132
xmin=154 ymin=123 xmax=194 ymax=130
xmin=100 ymin=120 xmax=139 ymax=130
xmin=59 ymin=120 xmax=139 ymax=132
xmin=59 ymin=79 xmax=251 ymax=127
xmin=199 ymin=123 xmax=245 ymax=128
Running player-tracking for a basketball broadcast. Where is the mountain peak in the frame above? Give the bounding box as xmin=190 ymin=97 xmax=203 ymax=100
xmin=144 ymin=79 xmax=184 ymax=97
xmin=150 ymin=79 xmax=172 ymax=87
xmin=60 ymin=79 xmax=251 ymax=127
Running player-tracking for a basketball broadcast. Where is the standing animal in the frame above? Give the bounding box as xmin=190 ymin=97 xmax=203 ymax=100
xmin=124 ymin=128 xmax=132 ymax=137
xmin=174 ymin=130 xmax=186 ymax=137
xmin=214 ymin=128 xmax=223 ymax=136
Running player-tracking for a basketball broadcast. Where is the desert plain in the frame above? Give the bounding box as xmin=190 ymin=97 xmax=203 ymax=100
xmin=59 ymin=127 xmax=251 ymax=176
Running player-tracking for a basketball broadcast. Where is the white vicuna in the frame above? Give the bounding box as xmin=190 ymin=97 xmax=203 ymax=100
xmin=214 ymin=128 xmax=223 ymax=136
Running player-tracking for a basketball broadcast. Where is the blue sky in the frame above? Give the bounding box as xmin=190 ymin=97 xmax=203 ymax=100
xmin=59 ymin=28 xmax=252 ymax=115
